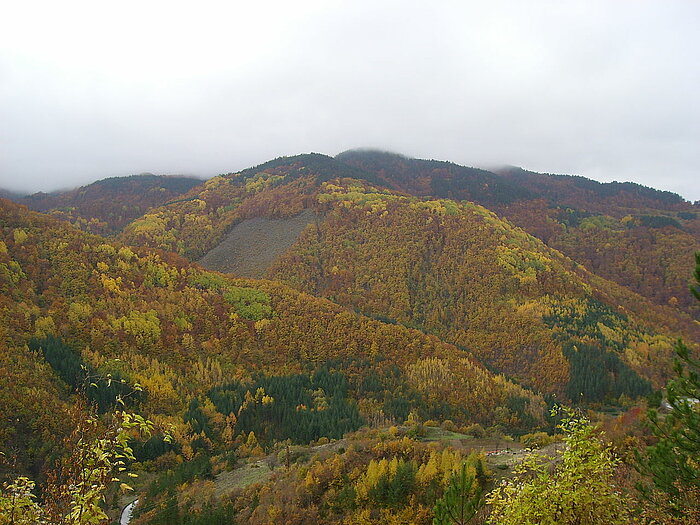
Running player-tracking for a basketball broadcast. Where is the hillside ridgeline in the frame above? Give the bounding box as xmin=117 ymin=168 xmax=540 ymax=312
xmin=17 ymin=174 xmax=202 ymax=235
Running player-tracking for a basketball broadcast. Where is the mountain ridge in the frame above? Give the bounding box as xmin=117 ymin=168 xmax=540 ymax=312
xmin=110 ymin=156 xmax=698 ymax=402
xmin=115 ymin=151 xmax=699 ymax=316
xmin=10 ymin=173 xmax=203 ymax=235
xmin=2 ymin=151 xmax=698 ymax=523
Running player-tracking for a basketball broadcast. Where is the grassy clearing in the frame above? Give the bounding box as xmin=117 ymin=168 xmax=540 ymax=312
xmin=214 ymin=459 xmax=273 ymax=497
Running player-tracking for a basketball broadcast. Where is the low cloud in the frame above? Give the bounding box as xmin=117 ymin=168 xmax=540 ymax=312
xmin=1 ymin=1 xmax=698 ymax=200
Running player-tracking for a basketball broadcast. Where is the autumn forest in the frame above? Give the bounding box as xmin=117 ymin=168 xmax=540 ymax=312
xmin=1 ymin=150 xmax=699 ymax=524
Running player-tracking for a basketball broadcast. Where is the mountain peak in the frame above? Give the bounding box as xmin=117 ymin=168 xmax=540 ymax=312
xmin=336 ymin=148 xmax=410 ymax=161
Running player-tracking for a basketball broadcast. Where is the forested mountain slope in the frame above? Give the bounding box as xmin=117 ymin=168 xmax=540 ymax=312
xmin=2 ymin=152 xmax=698 ymax=524
xmin=119 ymin=154 xmax=368 ymax=260
xmin=338 ymin=151 xmax=700 ymax=316
xmin=0 ymin=198 xmax=543 ymax=480
xmin=334 ymin=150 xmax=533 ymax=205
xmin=119 ymin=152 xmax=700 ymax=318
xmin=116 ymin=155 xmax=695 ymax=400
xmin=494 ymin=196 xmax=700 ymax=314
xmin=16 ymin=174 xmax=202 ymax=235
xmin=270 ymin=179 xmax=693 ymax=395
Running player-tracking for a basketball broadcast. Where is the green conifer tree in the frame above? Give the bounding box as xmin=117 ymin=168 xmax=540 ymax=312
xmin=433 ymin=463 xmax=482 ymax=525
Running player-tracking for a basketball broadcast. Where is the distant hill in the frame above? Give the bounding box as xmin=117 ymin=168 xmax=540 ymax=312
xmin=337 ymin=149 xmax=692 ymax=211
xmin=494 ymin=166 xmax=690 ymax=211
xmin=335 ymin=149 xmax=535 ymax=204
xmin=17 ymin=174 xmax=203 ymax=235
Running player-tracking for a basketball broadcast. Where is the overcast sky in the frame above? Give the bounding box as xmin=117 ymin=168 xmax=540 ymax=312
xmin=1 ymin=1 xmax=699 ymax=200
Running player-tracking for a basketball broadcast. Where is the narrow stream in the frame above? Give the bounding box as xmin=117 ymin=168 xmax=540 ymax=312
xmin=120 ymin=499 xmax=138 ymax=525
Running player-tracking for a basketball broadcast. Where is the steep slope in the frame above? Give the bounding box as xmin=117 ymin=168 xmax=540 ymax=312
xmin=18 ymin=174 xmax=202 ymax=235
xmin=0 ymin=198 xmax=544 ymax=479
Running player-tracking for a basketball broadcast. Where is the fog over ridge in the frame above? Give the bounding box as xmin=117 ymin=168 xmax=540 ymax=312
xmin=1 ymin=1 xmax=699 ymax=201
